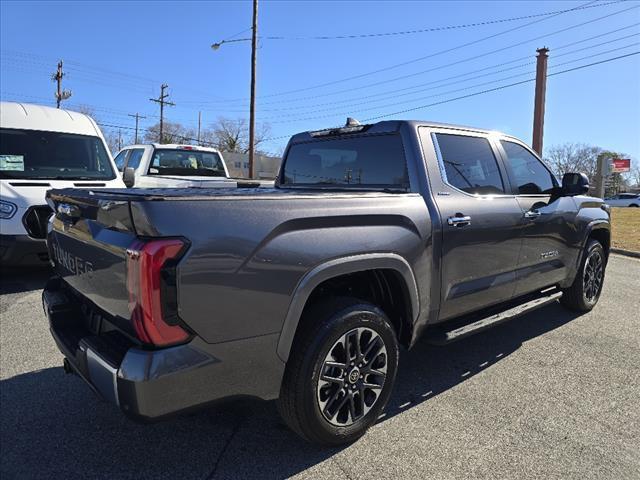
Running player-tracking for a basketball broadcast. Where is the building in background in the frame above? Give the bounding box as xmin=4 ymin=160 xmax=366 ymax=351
xmin=224 ymin=152 xmax=282 ymax=179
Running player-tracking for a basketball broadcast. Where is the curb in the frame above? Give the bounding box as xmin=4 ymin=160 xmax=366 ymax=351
xmin=611 ymin=248 xmax=640 ymax=259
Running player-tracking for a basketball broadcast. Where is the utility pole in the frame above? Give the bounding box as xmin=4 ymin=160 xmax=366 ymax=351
xmin=197 ymin=111 xmax=202 ymax=146
xmin=149 ymin=84 xmax=175 ymax=143
xmin=128 ymin=113 xmax=146 ymax=144
xmin=51 ymin=60 xmax=72 ymax=108
xmin=532 ymin=47 xmax=549 ymax=156
xmin=117 ymin=129 xmax=122 ymax=151
xmin=248 ymin=0 xmax=258 ymax=178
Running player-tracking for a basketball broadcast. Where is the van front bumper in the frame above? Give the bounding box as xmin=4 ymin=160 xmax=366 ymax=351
xmin=43 ymin=278 xmax=285 ymax=421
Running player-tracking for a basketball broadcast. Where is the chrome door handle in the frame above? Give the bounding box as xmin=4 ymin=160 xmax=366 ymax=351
xmin=447 ymin=215 xmax=472 ymax=227
xmin=524 ymin=210 xmax=542 ymax=219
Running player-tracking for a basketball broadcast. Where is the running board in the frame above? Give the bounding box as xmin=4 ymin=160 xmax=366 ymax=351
xmin=425 ymin=289 xmax=563 ymax=345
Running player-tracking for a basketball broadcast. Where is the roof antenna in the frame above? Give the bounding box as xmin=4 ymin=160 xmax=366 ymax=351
xmin=345 ymin=117 xmax=360 ymax=127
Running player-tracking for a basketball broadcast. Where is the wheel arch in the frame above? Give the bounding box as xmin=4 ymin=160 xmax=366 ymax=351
xmin=276 ymin=253 xmax=419 ymax=362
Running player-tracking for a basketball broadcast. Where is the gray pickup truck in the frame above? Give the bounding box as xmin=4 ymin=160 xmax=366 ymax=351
xmin=43 ymin=120 xmax=610 ymax=446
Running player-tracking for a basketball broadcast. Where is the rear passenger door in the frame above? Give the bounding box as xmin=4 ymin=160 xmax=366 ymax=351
xmin=496 ymin=138 xmax=578 ymax=296
xmin=423 ymin=129 xmax=524 ymax=321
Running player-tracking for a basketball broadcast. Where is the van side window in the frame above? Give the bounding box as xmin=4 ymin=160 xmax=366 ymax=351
xmin=434 ymin=133 xmax=504 ymax=195
xmin=500 ymin=141 xmax=557 ymax=194
xmin=113 ymin=150 xmax=129 ymax=172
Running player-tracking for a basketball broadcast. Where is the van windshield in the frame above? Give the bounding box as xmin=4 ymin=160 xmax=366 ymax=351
xmin=0 ymin=128 xmax=116 ymax=180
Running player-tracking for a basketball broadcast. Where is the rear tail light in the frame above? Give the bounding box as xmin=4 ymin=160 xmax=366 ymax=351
xmin=126 ymin=238 xmax=190 ymax=347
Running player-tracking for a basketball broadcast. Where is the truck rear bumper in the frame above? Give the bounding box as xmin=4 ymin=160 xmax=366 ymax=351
xmin=43 ymin=278 xmax=285 ymax=421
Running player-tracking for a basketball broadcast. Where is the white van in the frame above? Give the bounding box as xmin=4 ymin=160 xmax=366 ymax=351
xmin=0 ymin=102 xmax=125 ymax=266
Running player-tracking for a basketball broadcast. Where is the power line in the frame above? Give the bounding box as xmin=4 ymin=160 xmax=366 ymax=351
xmin=256 ymin=50 xmax=640 ymax=142
xmin=202 ymin=0 xmax=618 ymax=103
xmin=189 ymin=3 xmax=635 ymax=107
xmin=258 ymin=40 xmax=640 ymax=122
xmin=259 ymin=1 xmax=625 ymax=41
xmin=361 ymin=51 xmax=640 ymax=122
xmin=149 ymin=84 xmax=175 ymax=143
xmin=262 ymin=42 xmax=640 ymax=124
xmin=249 ymin=30 xmax=640 ymax=116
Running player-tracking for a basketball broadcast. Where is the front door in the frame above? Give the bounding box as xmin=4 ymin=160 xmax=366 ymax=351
xmin=496 ymin=139 xmax=579 ymax=297
xmin=426 ymin=130 xmax=524 ymax=321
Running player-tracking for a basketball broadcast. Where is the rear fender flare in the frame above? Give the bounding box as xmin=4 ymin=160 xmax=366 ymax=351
xmin=276 ymin=253 xmax=419 ymax=362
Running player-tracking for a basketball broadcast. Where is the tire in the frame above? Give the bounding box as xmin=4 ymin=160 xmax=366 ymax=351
xmin=560 ymin=239 xmax=606 ymax=312
xmin=276 ymin=297 xmax=399 ymax=446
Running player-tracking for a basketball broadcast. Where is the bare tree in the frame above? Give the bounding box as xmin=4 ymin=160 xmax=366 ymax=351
xmin=204 ymin=117 xmax=271 ymax=153
xmin=143 ymin=121 xmax=197 ymax=145
xmin=544 ymin=143 xmax=602 ymax=181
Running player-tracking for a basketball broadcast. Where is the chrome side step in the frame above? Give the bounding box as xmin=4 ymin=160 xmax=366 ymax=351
xmin=425 ymin=289 xmax=563 ymax=345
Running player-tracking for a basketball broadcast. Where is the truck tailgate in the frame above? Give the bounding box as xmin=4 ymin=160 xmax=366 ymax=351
xmin=47 ymin=190 xmax=137 ymax=324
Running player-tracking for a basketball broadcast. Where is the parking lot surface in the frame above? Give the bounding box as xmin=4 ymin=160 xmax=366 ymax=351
xmin=1 ymin=254 xmax=639 ymax=479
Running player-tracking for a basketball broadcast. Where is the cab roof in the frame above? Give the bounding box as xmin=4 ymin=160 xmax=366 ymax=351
xmin=0 ymin=101 xmax=104 ymax=137
xmin=289 ymin=119 xmax=505 ymax=143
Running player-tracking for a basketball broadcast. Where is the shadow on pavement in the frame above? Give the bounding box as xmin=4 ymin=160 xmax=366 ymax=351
xmin=0 ymin=302 xmax=581 ymax=479
xmin=0 ymin=267 xmax=51 ymax=295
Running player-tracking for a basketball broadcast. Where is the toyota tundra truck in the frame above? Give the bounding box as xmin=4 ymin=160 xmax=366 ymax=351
xmin=43 ymin=119 xmax=610 ymax=446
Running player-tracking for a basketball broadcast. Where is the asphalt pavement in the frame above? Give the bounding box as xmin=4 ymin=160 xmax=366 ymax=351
xmin=1 ymin=254 xmax=639 ymax=479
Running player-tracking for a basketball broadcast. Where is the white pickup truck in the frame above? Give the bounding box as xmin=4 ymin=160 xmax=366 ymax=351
xmin=114 ymin=144 xmax=261 ymax=188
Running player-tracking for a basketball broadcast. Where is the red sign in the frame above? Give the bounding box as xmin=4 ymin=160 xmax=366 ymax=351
xmin=611 ymin=158 xmax=631 ymax=173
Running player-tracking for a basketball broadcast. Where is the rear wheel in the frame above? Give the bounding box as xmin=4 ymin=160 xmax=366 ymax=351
xmin=276 ymin=298 xmax=399 ymax=446
xmin=561 ymin=239 xmax=606 ymax=312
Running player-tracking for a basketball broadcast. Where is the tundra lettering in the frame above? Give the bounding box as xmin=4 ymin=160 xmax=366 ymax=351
xmin=43 ymin=120 xmax=610 ymax=446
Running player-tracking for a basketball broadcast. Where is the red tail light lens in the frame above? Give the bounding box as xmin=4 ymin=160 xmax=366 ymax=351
xmin=126 ymin=238 xmax=190 ymax=347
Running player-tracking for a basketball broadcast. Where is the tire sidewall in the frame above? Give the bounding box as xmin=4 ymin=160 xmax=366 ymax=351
xmin=580 ymin=241 xmax=606 ymax=308
xmin=300 ymin=303 xmax=399 ymax=445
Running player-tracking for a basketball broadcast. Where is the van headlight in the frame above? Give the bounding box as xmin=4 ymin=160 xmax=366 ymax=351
xmin=0 ymin=200 xmax=18 ymax=219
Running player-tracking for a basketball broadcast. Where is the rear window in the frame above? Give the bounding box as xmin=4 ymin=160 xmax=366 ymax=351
xmin=0 ymin=128 xmax=115 ymax=180
xmin=148 ymin=149 xmax=226 ymax=177
xmin=281 ymin=134 xmax=408 ymax=189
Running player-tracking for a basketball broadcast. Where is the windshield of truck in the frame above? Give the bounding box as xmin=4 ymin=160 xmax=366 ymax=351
xmin=281 ymin=134 xmax=408 ymax=190
xmin=148 ymin=149 xmax=226 ymax=177
xmin=0 ymin=128 xmax=116 ymax=180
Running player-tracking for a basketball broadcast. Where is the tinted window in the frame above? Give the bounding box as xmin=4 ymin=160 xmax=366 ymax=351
xmin=126 ymin=149 xmax=144 ymax=170
xmin=435 ymin=133 xmax=504 ymax=195
xmin=501 ymin=141 xmax=557 ymax=194
xmin=114 ymin=150 xmax=128 ymax=171
xmin=282 ymin=134 xmax=408 ymax=189
xmin=0 ymin=128 xmax=115 ymax=180
xmin=148 ymin=149 xmax=226 ymax=177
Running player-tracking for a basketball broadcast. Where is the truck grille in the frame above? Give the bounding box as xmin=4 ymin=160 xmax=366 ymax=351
xmin=22 ymin=205 xmax=53 ymax=239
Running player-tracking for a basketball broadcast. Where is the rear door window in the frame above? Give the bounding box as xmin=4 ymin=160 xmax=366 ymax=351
xmin=500 ymin=141 xmax=557 ymax=194
xmin=125 ymin=148 xmax=145 ymax=170
xmin=281 ymin=134 xmax=408 ymax=189
xmin=434 ymin=133 xmax=505 ymax=195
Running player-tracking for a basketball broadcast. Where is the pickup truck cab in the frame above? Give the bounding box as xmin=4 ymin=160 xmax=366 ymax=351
xmin=0 ymin=102 xmax=125 ymax=265
xmin=43 ymin=119 xmax=610 ymax=445
xmin=113 ymin=143 xmax=240 ymax=188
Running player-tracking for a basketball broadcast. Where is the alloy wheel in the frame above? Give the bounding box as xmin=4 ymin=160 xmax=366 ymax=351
xmin=316 ymin=327 xmax=388 ymax=426
xmin=583 ymin=249 xmax=604 ymax=304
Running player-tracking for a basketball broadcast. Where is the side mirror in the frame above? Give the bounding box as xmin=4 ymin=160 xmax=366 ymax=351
xmin=561 ymin=172 xmax=589 ymax=196
xmin=123 ymin=167 xmax=136 ymax=188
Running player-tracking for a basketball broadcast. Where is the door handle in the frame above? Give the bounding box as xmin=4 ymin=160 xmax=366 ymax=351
xmin=524 ymin=210 xmax=542 ymax=219
xmin=447 ymin=215 xmax=472 ymax=227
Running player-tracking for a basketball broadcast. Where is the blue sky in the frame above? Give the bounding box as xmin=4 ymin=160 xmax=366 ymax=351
xmin=1 ymin=0 xmax=639 ymax=160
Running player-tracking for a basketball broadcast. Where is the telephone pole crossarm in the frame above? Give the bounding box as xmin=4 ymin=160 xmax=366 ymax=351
xmin=150 ymin=84 xmax=175 ymax=143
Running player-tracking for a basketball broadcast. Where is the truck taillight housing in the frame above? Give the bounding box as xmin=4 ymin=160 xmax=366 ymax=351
xmin=126 ymin=238 xmax=190 ymax=347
